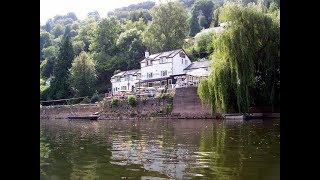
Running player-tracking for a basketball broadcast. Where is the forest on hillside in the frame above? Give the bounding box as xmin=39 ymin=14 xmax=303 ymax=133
xmin=40 ymin=0 xmax=280 ymax=111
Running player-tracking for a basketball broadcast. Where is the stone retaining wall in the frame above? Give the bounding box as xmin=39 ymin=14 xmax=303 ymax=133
xmin=40 ymin=104 xmax=101 ymax=119
xmin=99 ymin=98 xmax=171 ymax=119
xmin=171 ymin=87 xmax=216 ymax=119
xmin=40 ymin=87 xmax=218 ymax=119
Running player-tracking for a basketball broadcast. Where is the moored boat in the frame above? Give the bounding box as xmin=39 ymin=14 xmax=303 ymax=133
xmin=67 ymin=114 xmax=99 ymax=120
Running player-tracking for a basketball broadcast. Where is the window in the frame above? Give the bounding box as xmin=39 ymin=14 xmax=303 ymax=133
xmin=121 ymin=86 xmax=127 ymax=90
xmin=179 ymin=52 xmax=186 ymax=58
xmin=147 ymin=72 xmax=153 ymax=78
xmin=116 ymin=77 xmax=121 ymax=82
xmin=168 ymin=79 xmax=172 ymax=85
xmin=185 ymin=59 xmax=187 ymax=65
xmin=125 ymin=75 xmax=129 ymax=81
xmin=161 ymin=70 xmax=167 ymax=77
xmin=148 ymin=82 xmax=154 ymax=87
xmin=161 ymin=80 xmax=167 ymax=86
xmin=182 ymin=59 xmax=184 ymax=64
xmin=146 ymin=60 xmax=152 ymax=66
xmin=155 ymin=81 xmax=160 ymax=87
xmin=160 ymin=57 xmax=166 ymax=63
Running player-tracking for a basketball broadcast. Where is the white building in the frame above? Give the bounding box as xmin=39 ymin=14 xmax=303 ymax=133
xmin=183 ymin=60 xmax=211 ymax=86
xmin=139 ymin=49 xmax=192 ymax=89
xmin=184 ymin=60 xmax=211 ymax=75
xmin=110 ymin=69 xmax=141 ymax=95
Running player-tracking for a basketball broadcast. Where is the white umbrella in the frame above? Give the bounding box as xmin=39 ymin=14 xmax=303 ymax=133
xmin=186 ymin=68 xmax=209 ymax=77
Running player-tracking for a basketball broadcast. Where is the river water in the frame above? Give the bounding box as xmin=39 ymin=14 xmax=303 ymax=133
xmin=40 ymin=118 xmax=280 ymax=179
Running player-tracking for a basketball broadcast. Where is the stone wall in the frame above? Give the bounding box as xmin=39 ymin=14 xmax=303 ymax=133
xmin=40 ymin=87 xmax=217 ymax=119
xmin=99 ymin=98 xmax=171 ymax=119
xmin=40 ymin=104 xmax=102 ymax=119
xmin=171 ymin=87 xmax=216 ymax=119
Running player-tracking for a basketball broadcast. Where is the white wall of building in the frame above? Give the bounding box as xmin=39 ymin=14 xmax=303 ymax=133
xmin=141 ymin=50 xmax=191 ymax=81
xmin=141 ymin=58 xmax=173 ymax=81
xmin=111 ymin=74 xmax=140 ymax=95
xmin=172 ymin=53 xmax=192 ymax=75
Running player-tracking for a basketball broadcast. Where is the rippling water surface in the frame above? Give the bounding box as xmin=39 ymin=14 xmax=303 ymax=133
xmin=40 ymin=118 xmax=280 ymax=179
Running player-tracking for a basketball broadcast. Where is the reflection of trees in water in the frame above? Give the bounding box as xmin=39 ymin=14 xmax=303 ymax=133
xmin=40 ymin=130 xmax=51 ymax=178
xmin=194 ymin=120 xmax=280 ymax=180
xmin=40 ymin=119 xmax=279 ymax=179
xmin=40 ymin=120 xmax=105 ymax=179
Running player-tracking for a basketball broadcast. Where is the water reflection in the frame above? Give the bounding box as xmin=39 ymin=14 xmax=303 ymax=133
xmin=40 ymin=118 xmax=280 ymax=179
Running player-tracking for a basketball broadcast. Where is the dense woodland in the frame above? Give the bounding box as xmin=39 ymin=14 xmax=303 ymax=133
xmin=40 ymin=0 xmax=280 ymax=113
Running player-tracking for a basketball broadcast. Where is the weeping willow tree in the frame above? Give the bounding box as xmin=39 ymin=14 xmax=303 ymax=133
xmin=198 ymin=2 xmax=280 ymax=113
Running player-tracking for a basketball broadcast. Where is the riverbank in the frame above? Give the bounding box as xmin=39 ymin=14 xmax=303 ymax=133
xmin=40 ymin=87 xmax=279 ymax=120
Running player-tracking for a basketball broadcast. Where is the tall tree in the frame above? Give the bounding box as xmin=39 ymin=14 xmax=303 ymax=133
xmin=49 ymin=35 xmax=74 ymax=100
xmin=73 ymin=16 xmax=98 ymax=53
xmin=89 ymin=17 xmax=123 ymax=92
xmin=40 ymin=46 xmax=57 ymax=78
xmin=40 ymin=30 xmax=53 ymax=61
xmin=143 ymin=2 xmax=188 ymax=53
xmin=198 ymin=2 xmax=280 ymax=113
xmin=189 ymin=0 xmax=214 ymax=37
xmin=117 ymin=27 xmax=146 ymax=70
xmin=70 ymin=51 xmax=97 ymax=97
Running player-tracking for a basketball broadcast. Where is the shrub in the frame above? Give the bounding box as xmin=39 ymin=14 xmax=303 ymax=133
xmin=160 ymin=93 xmax=173 ymax=103
xmin=111 ymin=97 xmax=119 ymax=107
xmin=165 ymin=103 xmax=173 ymax=114
xmin=128 ymin=95 xmax=137 ymax=106
xmin=40 ymin=86 xmax=50 ymax=101
xmin=81 ymin=97 xmax=91 ymax=104
xmin=141 ymin=96 xmax=147 ymax=105
xmin=166 ymin=96 xmax=173 ymax=103
xmin=72 ymin=98 xmax=82 ymax=104
xmin=91 ymin=91 xmax=100 ymax=103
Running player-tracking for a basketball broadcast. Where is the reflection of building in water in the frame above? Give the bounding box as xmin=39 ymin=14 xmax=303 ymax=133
xmin=110 ymin=133 xmax=197 ymax=179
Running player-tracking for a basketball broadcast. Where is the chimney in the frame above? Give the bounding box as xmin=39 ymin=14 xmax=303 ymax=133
xmin=145 ymin=50 xmax=149 ymax=58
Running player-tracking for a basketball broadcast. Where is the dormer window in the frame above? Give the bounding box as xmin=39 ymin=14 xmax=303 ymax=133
xmin=160 ymin=57 xmax=166 ymax=63
xmin=146 ymin=60 xmax=152 ymax=66
xmin=179 ymin=52 xmax=186 ymax=58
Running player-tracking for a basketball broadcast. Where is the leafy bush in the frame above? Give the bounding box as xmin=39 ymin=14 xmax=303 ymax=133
xmin=40 ymin=86 xmax=50 ymax=101
xmin=165 ymin=103 xmax=173 ymax=114
xmin=160 ymin=93 xmax=173 ymax=103
xmin=91 ymin=91 xmax=100 ymax=103
xmin=111 ymin=97 xmax=119 ymax=107
xmin=128 ymin=95 xmax=137 ymax=106
xmin=141 ymin=96 xmax=147 ymax=105
xmin=166 ymin=96 xmax=173 ymax=103
xmin=81 ymin=97 xmax=91 ymax=104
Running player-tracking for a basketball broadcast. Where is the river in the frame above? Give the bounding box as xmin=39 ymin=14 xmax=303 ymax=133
xmin=40 ymin=118 xmax=280 ymax=179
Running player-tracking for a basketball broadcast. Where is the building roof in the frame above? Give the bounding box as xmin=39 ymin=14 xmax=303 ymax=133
xmin=184 ymin=60 xmax=211 ymax=70
xmin=123 ymin=69 xmax=140 ymax=75
xmin=111 ymin=69 xmax=140 ymax=78
xmin=141 ymin=49 xmax=184 ymax=62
